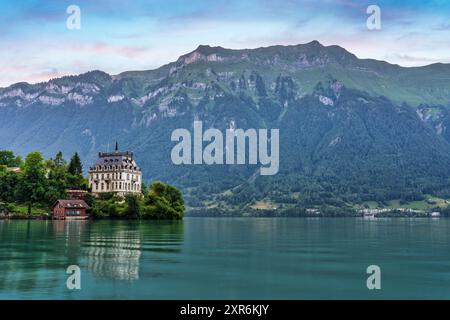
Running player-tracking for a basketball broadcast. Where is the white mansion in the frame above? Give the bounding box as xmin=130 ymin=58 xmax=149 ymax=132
xmin=88 ymin=143 xmax=142 ymax=197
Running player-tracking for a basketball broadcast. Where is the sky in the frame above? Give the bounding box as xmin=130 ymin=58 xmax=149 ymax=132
xmin=1 ymin=0 xmax=450 ymax=87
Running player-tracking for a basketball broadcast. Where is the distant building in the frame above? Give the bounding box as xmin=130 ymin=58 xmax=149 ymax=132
xmin=52 ymin=199 xmax=90 ymax=220
xmin=430 ymin=212 xmax=441 ymax=217
xmin=88 ymin=142 xmax=142 ymax=197
xmin=6 ymin=167 xmax=21 ymax=173
xmin=66 ymin=189 xmax=88 ymax=200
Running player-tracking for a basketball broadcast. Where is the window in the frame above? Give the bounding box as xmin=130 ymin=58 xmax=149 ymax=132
xmin=66 ymin=210 xmax=81 ymax=215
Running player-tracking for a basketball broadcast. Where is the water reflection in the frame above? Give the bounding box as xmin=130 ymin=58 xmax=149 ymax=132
xmin=84 ymin=230 xmax=142 ymax=281
xmin=3 ymin=218 xmax=450 ymax=299
xmin=82 ymin=221 xmax=184 ymax=281
xmin=0 ymin=220 xmax=76 ymax=296
xmin=0 ymin=220 xmax=185 ymax=298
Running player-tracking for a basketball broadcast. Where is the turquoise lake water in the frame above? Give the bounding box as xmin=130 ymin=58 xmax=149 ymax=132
xmin=0 ymin=218 xmax=449 ymax=299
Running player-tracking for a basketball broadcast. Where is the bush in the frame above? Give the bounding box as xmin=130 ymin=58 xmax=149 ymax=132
xmin=123 ymin=194 xmax=142 ymax=219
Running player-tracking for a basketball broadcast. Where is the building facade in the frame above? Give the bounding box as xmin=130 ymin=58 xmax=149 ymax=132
xmin=88 ymin=143 xmax=142 ymax=197
xmin=52 ymin=199 xmax=90 ymax=220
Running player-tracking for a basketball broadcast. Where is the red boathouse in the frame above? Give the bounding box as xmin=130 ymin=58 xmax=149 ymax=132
xmin=52 ymin=200 xmax=90 ymax=220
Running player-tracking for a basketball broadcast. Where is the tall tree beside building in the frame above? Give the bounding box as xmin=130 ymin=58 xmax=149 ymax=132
xmin=67 ymin=152 xmax=85 ymax=189
xmin=68 ymin=152 xmax=82 ymax=175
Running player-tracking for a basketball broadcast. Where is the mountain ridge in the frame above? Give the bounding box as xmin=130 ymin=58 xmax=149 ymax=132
xmin=2 ymin=41 xmax=450 ymax=213
xmin=2 ymin=40 xmax=450 ymax=90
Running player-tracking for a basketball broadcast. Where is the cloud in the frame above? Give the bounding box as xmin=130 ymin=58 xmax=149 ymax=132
xmin=433 ymin=23 xmax=450 ymax=31
xmin=1 ymin=0 xmax=450 ymax=86
xmin=384 ymin=54 xmax=450 ymax=66
xmin=29 ymin=67 xmax=62 ymax=83
xmin=80 ymin=42 xmax=152 ymax=59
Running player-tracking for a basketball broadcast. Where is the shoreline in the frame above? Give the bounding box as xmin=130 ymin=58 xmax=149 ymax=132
xmin=0 ymin=213 xmax=445 ymax=220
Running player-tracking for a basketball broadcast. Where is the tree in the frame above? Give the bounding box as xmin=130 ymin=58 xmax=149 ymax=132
xmin=0 ymin=150 xmax=22 ymax=167
xmin=123 ymin=194 xmax=142 ymax=219
xmin=53 ymin=151 xmax=66 ymax=167
xmin=0 ymin=170 xmax=19 ymax=203
xmin=68 ymin=152 xmax=83 ymax=176
xmin=67 ymin=152 xmax=85 ymax=189
xmin=143 ymin=182 xmax=185 ymax=219
xmin=46 ymin=151 xmax=69 ymax=204
xmin=16 ymin=152 xmax=47 ymax=215
xmin=141 ymin=182 xmax=149 ymax=197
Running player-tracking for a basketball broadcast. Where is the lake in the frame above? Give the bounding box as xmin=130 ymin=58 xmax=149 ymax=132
xmin=0 ymin=218 xmax=449 ymax=299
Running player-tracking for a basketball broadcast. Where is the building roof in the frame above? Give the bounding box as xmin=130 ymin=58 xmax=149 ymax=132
xmin=90 ymin=150 xmax=140 ymax=171
xmin=52 ymin=199 xmax=90 ymax=209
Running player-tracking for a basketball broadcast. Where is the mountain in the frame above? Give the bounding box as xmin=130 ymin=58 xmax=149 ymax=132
xmin=2 ymin=41 xmax=450 ymax=213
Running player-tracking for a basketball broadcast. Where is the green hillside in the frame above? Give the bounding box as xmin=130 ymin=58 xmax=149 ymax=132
xmin=2 ymin=41 xmax=450 ymax=213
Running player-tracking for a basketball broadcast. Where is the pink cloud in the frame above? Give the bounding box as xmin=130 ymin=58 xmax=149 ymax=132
xmin=75 ymin=42 xmax=152 ymax=59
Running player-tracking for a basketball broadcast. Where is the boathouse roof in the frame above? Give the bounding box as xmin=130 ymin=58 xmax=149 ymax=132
xmin=52 ymin=199 xmax=90 ymax=209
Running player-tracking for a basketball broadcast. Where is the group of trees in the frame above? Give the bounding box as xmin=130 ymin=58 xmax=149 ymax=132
xmin=0 ymin=150 xmax=184 ymax=219
xmin=91 ymin=181 xmax=184 ymax=220
xmin=0 ymin=150 xmax=85 ymax=214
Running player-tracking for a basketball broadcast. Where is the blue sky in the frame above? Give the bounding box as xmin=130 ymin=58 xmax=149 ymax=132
xmin=1 ymin=0 xmax=450 ymax=87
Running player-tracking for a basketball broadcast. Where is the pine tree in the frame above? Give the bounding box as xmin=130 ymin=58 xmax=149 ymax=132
xmin=67 ymin=152 xmax=85 ymax=189
xmin=68 ymin=152 xmax=83 ymax=176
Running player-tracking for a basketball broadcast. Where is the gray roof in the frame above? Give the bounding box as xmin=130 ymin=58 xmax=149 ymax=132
xmin=90 ymin=151 xmax=140 ymax=170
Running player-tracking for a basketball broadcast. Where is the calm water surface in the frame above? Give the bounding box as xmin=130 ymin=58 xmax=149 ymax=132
xmin=0 ymin=218 xmax=449 ymax=299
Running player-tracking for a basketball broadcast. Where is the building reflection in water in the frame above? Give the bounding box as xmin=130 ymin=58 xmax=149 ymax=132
xmin=83 ymin=230 xmax=142 ymax=281
xmin=52 ymin=220 xmax=143 ymax=281
xmin=51 ymin=220 xmax=185 ymax=282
